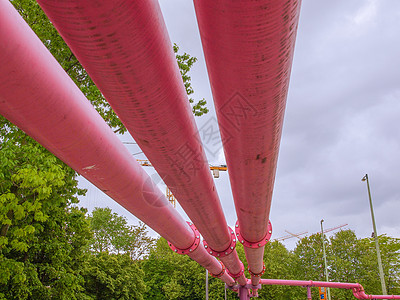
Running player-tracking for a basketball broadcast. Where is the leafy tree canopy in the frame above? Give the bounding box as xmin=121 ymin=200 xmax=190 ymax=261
xmin=88 ymin=207 xmax=155 ymax=260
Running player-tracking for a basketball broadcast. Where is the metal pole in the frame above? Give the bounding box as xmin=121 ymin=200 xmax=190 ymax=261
xmin=307 ymin=286 xmax=312 ymax=300
xmin=206 ymin=269 xmax=209 ymax=300
xmin=362 ymin=174 xmax=387 ymax=295
xmin=320 ymin=220 xmax=331 ymax=300
xmin=225 ymin=284 xmax=227 ymax=300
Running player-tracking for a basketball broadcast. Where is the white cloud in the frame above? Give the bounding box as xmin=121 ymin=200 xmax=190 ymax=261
xmin=353 ymin=0 xmax=378 ymax=26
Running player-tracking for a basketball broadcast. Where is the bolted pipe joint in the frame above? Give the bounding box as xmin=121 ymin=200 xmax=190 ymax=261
xmin=227 ymin=261 xmax=245 ymax=280
xmin=248 ymin=262 xmax=266 ymax=278
xmin=235 ymin=220 xmax=272 ymax=249
xmin=168 ymin=222 xmax=200 ymax=255
xmin=209 ymin=260 xmax=226 ymax=278
xmin=203 ymin=226 xmax=236 ymax=258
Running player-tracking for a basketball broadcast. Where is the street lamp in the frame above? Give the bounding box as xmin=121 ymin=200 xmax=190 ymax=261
xmin=320 ymin=219 xmax=331 ymax=300
xmin=362 ymin=174 xmax=387 ymax=295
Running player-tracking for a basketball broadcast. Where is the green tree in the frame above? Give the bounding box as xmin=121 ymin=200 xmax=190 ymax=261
xmin=0 ymin=130 xmax=91 ymax=299
xmin=141 ymin=238 xmax=207 ymax=300
xmin=379 ymin=235 xmax=400 ymax=295
xmin=292 ymin=234 xmax=329 ymax=300
xmin=328 ymin=230 xmax=361 ymax=300
xmin=88 ymin=208 xmax=129 ymax=254
xmin=173 ymin=44 xmax=209 ymax=117
xmin=356 ymin=235 xmax=400 ymax=296
xmin=82 ymin=253 xmax=146 ymax=300
xmin=291 ymin=230 xmax=400 ymax=299
xmin=293 ymin=234 xmax=326 ymax=282
xmin=258 ymin=241 xmax=303 ymax=300
xmin=88 ymin=207 xmax=155 ymax=259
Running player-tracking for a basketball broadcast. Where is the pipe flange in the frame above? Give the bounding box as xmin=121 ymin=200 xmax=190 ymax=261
xmin=168 ymin=222 xmax=200 ymax=255
xmin=227 ymin=261 xmax=245 ymax=279
xmin=209 ymin=260 xmax=226 ymax=278
xmin=203 ymin=226 xmax=236 ymax=258
xmin=235 ymin=220 xmax=272 ymax=248
xmin=248 ymin=262 xmax=266 ymax=277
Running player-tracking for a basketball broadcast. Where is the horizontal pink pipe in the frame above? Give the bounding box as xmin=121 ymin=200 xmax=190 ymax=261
xmin=194 ymin=0 xmax=302 ymax=284
xmin=36 ymin=0 xmax=245 ymax=281
xmin=259 ymin=279 xmax=400 ymax=299
xmin=260 ymin=279 xmax=360 ymax=289
xmin=0 ymin=0 xmax=234 ymax=286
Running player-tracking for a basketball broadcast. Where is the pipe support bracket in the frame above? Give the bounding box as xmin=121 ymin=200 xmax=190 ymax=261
xmin=168 ymin=222 xmax=200 ymax=255
xmin=235 ymin=220 xmax=272 ymax=248
xmin=203 ymin=226 xmax=236 ymax=258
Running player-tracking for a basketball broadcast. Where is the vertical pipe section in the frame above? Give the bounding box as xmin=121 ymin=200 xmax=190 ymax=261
xmin=194 ymin=0 xmax=301 ymax=284
xmin=0 ymin=0 xmax=234 ymax=286
xmin=36 ymin=0 xmax=245 ymax=283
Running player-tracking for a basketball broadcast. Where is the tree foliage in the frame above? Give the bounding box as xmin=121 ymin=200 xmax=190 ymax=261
xmin=88 ymin=207 xmax=155 ymax=260
xmin=0 ymin=130 xmax=91 ymax=299
xmin=173 ymin=44 xmax=209 ymax=117
xmin=81 ymin=253 xmax=146 ymax=300
xmin=141 ymin=238 xmax=206 ymax=300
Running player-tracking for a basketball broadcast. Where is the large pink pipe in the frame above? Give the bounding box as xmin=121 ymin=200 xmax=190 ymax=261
xmin=259 ymin=279 xmax=400 ymax=299
xmin=35 ymin=0 xmax=246 ymax=284
xmin=0 ymin=0 xmax=234 ymax=286
xmin=194 ymin=0 xmax=302 ymax=284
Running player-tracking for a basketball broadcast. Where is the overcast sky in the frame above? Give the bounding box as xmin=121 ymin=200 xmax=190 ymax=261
xmin=79 ymin=0 xmax=400 ymax=250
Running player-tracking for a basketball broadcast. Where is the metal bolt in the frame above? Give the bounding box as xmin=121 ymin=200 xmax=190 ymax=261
xmin=233 ymin=239 xmax=236 ymax=242
xmin=210 ymin=251 xmax=213 ymax=254
xmin=258 ymin=243 xmax=261 ymax=247
xmin=230 ymin=247 xmax=234 ymax=250
xmin=269 ymin=230 xmax=272 ymax=234
xmin=225 ymin=252 xmax=228 ymax=255
xmin=189 ymin=222 xmax=192 ymax=225
xmin=205 ymin=245 xmax=208 ymax=248
xmin=241 ymin=240 xmax=244 ymax=243
xmin=235 ymin=224 xmax=239 ymax=227
xmin=196 ymin=236 xmax=199 ymax=239
xmin=217 ymin=254 xmax=220 ymax=257
xmin=174 ymin=249 xmax=177 ymax=252
xmin=189 ymin=249 xmax=192 ymax=252
xmin=236 ymin=233 xmax=239 ymax=236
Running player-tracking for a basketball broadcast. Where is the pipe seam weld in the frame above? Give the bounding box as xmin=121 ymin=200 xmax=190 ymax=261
xmin=168 ymin=222 xmax=200 ymax=255
xmin=209 ymin=260 xmax=226 ymax=278
xmin=227 ymin=261 xmax=245 ymax=279
xmin=248 ymin=262 xmax=266 ymax=277
xmin=203 ymin=226 xmax=236 ymax=258
xmin=235 ymin=220 xmax=272 ymax=248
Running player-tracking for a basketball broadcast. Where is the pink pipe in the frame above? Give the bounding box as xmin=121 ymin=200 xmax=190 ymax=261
xmin=34 ymin=0 xmax=245 ymax=284
xmin=193 ymin=0 xmax=302 ymax=284
xmin=259 ymin=279 xmax=400 ymax=299
xmin=0 ymin=0 xmax=235 ymax=286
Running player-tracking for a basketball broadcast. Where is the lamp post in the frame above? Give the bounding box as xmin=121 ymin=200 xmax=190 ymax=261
xmin=320 ymin=219 xmax=331 ymax=300
xmin=362 ymin=174 xmax=387 ymax=295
